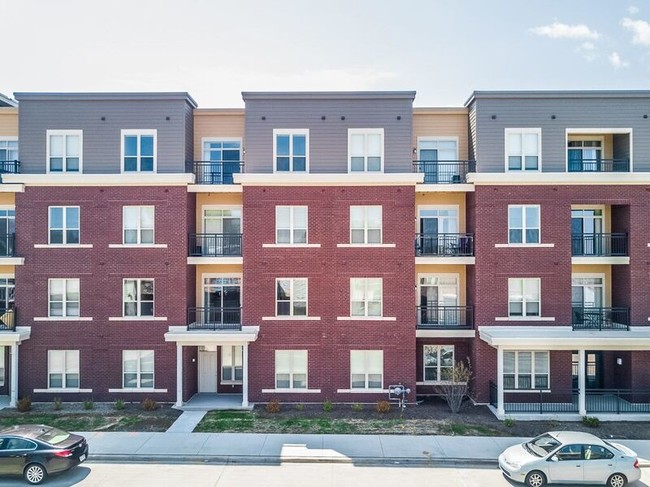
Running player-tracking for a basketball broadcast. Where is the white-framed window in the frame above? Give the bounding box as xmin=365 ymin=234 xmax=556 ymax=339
xmin=276 ymin=206 xmax=307 ymax=244
xmin=504 ymin=351 xmax=549 ymax=390
xmin=121 ymin=129 xmax=156 ymax=172
xmin=0 ymin=347 xmax=5 ymax=386
xmin=0 ymin=139 xmax=18 ymax=161
xmin=48 ymin=278 xmax=80 ymax=317
xmin=350 ymin=278 xmax=382 ymax=317
xmin=274 ymin=129 xmax=308 ymax=172
xmin=350 ymin=350 xmax=383 ymax=389
xmin=276 ymin=278 xmax=307 ymax=316
xmin=348 ymin=129 xmax=384 ymax=172
xmin=508 ymin=278 xmax=541 ymax=317
xmin=221 ymin=345 xmax=243 ymax=383
xmin=123 ymin=350 xmax=154 ymax=389
xmin=350 ymin=206 xmax=382 ymax=244
xmin=48 ymin=350 xmax=80 ymax=389
xmin=275 ymin=350 xmax=308 ymax=389
xmin=123 ymin=206 xmax=154 ymax=244
xmin=508 ymin=205 xmax=540 ymax=244
xmin=423 ymin=345 xmax=455 ymax=382
xmin=202 ymin=138 xmax=242 ymax=162
xmin=46 ymin=130 xmax=82 ymax=173
xmin=123 ymin=279 xmax=154 ymax=317
xmin=505 ymin=128 xmax=541 ymax=171
xmin=48 ymin=207 xmax=80 ymax=245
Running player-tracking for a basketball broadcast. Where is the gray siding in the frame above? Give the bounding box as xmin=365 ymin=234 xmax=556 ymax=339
xmin=243 ymin=96 xmax=414 ymax=173
xmin=17 ymin=97 xmax=193 ymax=174
xmin=471 ymin=97 xmax=650 ymax=173
xmin=468 ymin=103 xmax=477 ymax=162
xmin=184 ymin=102 xmax=194 ymax=168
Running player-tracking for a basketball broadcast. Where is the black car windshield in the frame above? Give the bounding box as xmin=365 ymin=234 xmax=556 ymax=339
xmin=36 ymin=427 xmax=71 ymax=445
xmin=525 ymin=434 xmax=562 ymax=457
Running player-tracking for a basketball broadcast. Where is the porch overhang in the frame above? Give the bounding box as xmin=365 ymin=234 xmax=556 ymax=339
xmin=479 ymin=326 xmax=650 ymax=350
xmin=0 ymin=327 xmax=31 ymax=344
xmin=164 ymin=325 xmax=259 ymax=345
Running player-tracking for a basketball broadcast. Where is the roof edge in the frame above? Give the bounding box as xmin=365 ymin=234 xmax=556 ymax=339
xmin=0 ymin=93 xmax=18 ymax=107
xmin=242 ymin=91 xmax=416 ymax=101
xmin=14 ymin=92 xmax=198 ymax=108
xmin=465 ymin=90 xmax=650 ymax=106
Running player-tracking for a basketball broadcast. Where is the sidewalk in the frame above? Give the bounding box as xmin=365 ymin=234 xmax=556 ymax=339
xmin=79 ymin=431 xmax=650 ymax=467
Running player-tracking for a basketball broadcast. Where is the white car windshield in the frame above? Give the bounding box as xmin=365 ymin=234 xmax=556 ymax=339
xmin=525 ymin=434 xmax=562 ymax=457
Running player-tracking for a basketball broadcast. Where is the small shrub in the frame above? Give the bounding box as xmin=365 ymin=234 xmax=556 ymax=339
xmin=265 ymin=400 xmax=281 ymax=413
xmin=16 ymin=396 xmax=31 ymax=413
xmin=83 ymin=399 xmax=94 ymax=410
xmin=141 ymin=398 xmax=158 ymax=411
xmin=351 ymin=403 xmax=363 ymax=412
xmin=294 ymin=403 xmax=304 ymax=411
xmin=376 ymin=400 xmax=391 ymax=414
xmin=582 ymin=416 xmax=600 ymax=428
xmin=114 ymin=399 xmax=125 ymax=411
xmin=504 ymin=417 xmax=516 ymax=428
xmin=322 ymin=400 xmax=333 ymax=413
xmin=53 ymin=397 xmax=63 ymax=411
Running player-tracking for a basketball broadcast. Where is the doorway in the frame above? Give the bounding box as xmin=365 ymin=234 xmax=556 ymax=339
xmin=572 ymin=351 xmax=603 ymax=389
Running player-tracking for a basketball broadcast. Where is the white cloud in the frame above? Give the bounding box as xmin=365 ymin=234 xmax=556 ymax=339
xmin=576 ymin=42 xmax=598 ymax=61
xmin=621 ymin=17 xmax=650 ymax=45
xmin=628 ymin=6 xmax=640 ymax=15
xmin=530 ymin=22 xmax=600 ymax=40
xmin=609 ymin=52 xmax=629 ymax=68
xmin=580 ymin=42 xmax=595 ymax=51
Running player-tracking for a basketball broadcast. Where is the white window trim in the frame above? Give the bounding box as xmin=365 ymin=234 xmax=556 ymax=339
xmin=273 ymin=129 xmax=309 ymax=173
xmin=350 ymin=277 xmax=383 ymax=318
xmin=508 ymin=277 xmax=541 ymax=318
xmin=120 ymin=129 xmax=157 ymax=173
xmin=416 ymin=136 xmax=460 ymax=160
xmin=349 ymin=205 xmax=382 ymax=244
xmin=200 ymin=273 xmax=243 ymax=308
xmin=47 ymin=350 xmax=80 ymax=390
xmin=0 ymin=137 xmax=18 ymax=162
xmin=275 ymin=206 xmax=308 ymax=244
xmin=201 ymin=137 xmax=243 ymax=161
xmin=46 ymin=130 xmax=83 ymax=174
xmin=348 ymin=128 xmax=385 ymax=173
xmin=349 ymin=350 xmax=384 ymax=390
xmin=417 ymin=273 xmax=460 ymax=308
xmin=122 ymin=278 xmax=155 ymax=318
xmin=221 ymin=345 xmax=243 ymax=385
xmin=201 ymin=205 xmax=243 ymax=233
xmin=422 ymin=345 xmax=455 ymax=383
xmin=122 ymin=206 xmax=155 ymax=245
xmin=48 ymin=206 xmax=80 ymax=245
xmin=274 ymin=350 xmax=308 ymax=390
xmin=507 ymin=204 xmax=541 ymax=244
xmin=503 ymin=350 xmax=550 ymax=391
xmin=122 ymin=350 xmax=155 ymax=390
xmin=504 ymin=128 xmax=542 ymax=172
xmin=565 ymin=128 xmax=634 ymax=172
xmin=48 ymin=278 xmax=80 ymax=318
xmin=571 ymin=272 xmax=607 ymax=306
xmin=275 ymin=278 xmax=308 ymax=317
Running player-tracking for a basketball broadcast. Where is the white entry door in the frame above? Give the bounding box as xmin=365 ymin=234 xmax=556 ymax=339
xmin=198 ymin=351 xmax=218 ymax=393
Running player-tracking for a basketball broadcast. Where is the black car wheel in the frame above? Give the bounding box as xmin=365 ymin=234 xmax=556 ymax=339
xmin=525 ymin=470 xmax=547 ymax=487
xmin=607 ymin=473 xmax=627 ymax=487
xmin=23 ymin=463 xmax=47 ymax=485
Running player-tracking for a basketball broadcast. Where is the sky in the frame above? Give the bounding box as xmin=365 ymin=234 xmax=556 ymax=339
xmin=2 ymin=0 xmax=650 ymax=107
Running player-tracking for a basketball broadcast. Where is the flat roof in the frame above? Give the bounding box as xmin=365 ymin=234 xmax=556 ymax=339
xmin=14 ymin=92 xmax=198 ymax=108
xmin=242 ymin=91 xmax=416 ymax=101
xmin=465 ymin=90 xmax=650 ymax=106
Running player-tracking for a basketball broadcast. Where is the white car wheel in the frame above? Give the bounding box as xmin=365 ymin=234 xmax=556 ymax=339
xmin=525 ymin=470 xmax=547 ymax=487
xmin=607 ymin=473 xmax=627 ymax=487
xmin=24 ymin=463 xmax=47 ymax=485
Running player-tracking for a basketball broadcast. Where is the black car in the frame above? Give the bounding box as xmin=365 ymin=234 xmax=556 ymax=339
xmin=0 ymin=425 xmax=88 ymax=484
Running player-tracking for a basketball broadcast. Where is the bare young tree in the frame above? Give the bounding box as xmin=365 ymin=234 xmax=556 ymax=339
xmin=436 ymin=358 xmax=472 ymax=413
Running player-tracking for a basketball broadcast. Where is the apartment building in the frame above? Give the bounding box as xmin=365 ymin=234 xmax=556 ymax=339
xmin=0 ymin=89 xmax=648 ymax=420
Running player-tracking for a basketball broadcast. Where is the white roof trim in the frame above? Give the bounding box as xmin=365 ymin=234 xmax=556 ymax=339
xmin=164 ymin=325 xmax=259 ymax=344
xmin=468 ymin=172 xmax=650 ymax=186
xmin=3 ymin=173 xmax=194 ymax=187
xmin=0 ymin=326 xmax=31 ymax=344
xmin=234 ymin=173 xmax=424 ymax=186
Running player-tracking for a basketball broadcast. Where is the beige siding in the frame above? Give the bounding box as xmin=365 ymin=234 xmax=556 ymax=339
xmin=0 ymin=265 xmax=15 ymax=276
xmin=0 ymin=109 xmax=18 ymax=137
xmin=193 ymin=110 xmax=245 ymax=160
xmin=0 ymin=194 xmax=15 ymax=206
xmin=413 ymin=109 xmax=469 ymax=160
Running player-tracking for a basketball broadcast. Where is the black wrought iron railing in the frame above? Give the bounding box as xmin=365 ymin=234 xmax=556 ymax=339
xmin=0 ymin=234 xmax=15 ymax=257
xmin=413 ymin=160 xmax=476 ymax=184
xmin=415 ymin=233 xmax=474 ymax=257
xmin=0 ymin=160 xmax=20 ymax=174
xmin=0 ymin=308 xmax=15 ymax=331
xmin=571 ymin=306 xmax=629 ymax=331
xmin=568 ymin=158 xmax=629 ymax=172
xmin=586 ymin=389 xmax=650 ymax=414
xmin=416 ymin=305 xmax=473 ymax=329
xmin=190 ymin=161 xmax=244 ymax=184
xmin=187 ymin=307 xmax=242 ymax=331
xmin=571 ymin=233 xmax=628 ymax=256
xmin=490 ymin=381 xmax=579 ymax=414
xmin=188 ymin=233 xmax=242 ymax=257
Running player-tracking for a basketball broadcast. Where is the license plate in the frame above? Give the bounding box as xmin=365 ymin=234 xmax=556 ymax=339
xmin=80 ymin=454 xmax=86 ymax=462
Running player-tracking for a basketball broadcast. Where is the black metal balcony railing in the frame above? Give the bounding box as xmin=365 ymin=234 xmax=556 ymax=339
xmin=190 ymin=161 xmax=244 ymax=184
xmin=415 ymin=233 xmax=474 ymax=257
xmin=0 ymin=160 xmax=20 ymax=174
xmin=489 ymin=381 xmax=580 ymax=414
xmin=568 ymin=158 xmax=629 ymax=172
xmin=416 ymin=305 xmax=473 ymax=329
xmin=572 ymin=306 xmax=629 ymax=331
xmin=571 ymin=233 xmax=628 ymax=257
xmin=413 ymin=160 xmax=476 ymax=184
xmin=586 ymin=389 xmax=650 ymax=414
xmin=0 ymin=308 xmax=15 ymax=331
xmin=187 ymin=307 xmax=242 ymax=331
xmin=0 ymin=234 xmax=15 ymax=257
xmin=188 ymin=233 xmax=242 ymax=257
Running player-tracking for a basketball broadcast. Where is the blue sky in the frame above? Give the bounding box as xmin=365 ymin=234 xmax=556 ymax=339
xmin=2 ymin=0 xmax=649 ymax=107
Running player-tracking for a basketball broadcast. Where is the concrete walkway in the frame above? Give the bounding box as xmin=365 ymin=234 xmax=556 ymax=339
xmin=78 ymin=431 xmax=650 ymax=467
xmin=165 ymin=411 xmax=207 ymax=433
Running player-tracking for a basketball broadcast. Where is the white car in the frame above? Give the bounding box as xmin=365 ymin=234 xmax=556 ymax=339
xmin=498 ymin=431 xmax=640 ymax=487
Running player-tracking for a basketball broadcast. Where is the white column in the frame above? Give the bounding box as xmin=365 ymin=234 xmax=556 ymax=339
xmin=175 ymin=344 xmax=183 ymax=408
xmin=578 ymin=349 xmax=586 ymax=416
xmin=497 ymin=347 xmax=505 ymax=417
xmin=9 ymin=343 xmax=18 ymax=408
xmin=242 ymin=343 xmax=249 ymax=407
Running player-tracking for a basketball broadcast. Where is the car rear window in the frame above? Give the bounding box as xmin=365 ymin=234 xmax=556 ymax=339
xmin=36 ymin=427 xmax=70 ymax=445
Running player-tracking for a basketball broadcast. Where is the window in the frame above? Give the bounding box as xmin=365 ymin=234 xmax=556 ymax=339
xmin=0 ymin=209 xmax=14 ymax=257
xmin=201 ymin=139 xmax=242 ymax=184
xmin=48 ymin=279 xmax=80 ymax=317
xmin=350 ymin=278 xmax=382 ymax=317
xmin=0 ymin=139 xmax=18 ymax=161
xmin=349 ymin=129 xmax=383 ymax=172
xmin=47 ymin=130 xmax=82 ymax=173
xmin=423 ymin=345 xmax=455 ymax=382
xmin=0 ymin=348 xmax=4 ymax=386
xmin=123 ymin=206 xmax=154 ymax=244
xmin=350 ymin=206 xmax=382 ymax=244
xmin=122 ymin=130 xmax=156 ymax=172
xmin=123 ymin=279 xmax=154 ymax=317
xmin=508 ymin=205 xmax=540 ymax=244
xmin=274 ymin=130 xmax=308 ymax=172
xmin=48 ymin=207 xmax=80 ymax=244
xmin=222 ymin=346 xmax=243 ymax=383
xmin=568 ymin=138 xmax=603 ymax=172
xmin=275 ymin=350 xmax=307 ymax=389
xmin=504 ymin=351 xmax=549 ymax=389
xmin=350 ymin=350 xmax=383 ymax=389
xmin=276 ymin=278 xmax=307 ymax=316
xmin=276 ymin=206 xmax=307 ymax=244
xmin=123 ymin=350 xmax=154 ymax=389
xmin=508 ymin=278 xmax=540 ymax=317
xmin=505 ymin=129 xmax=540 ymax=171
xmin=584 ymin=445 xmax=614 ymax=461
xmin=48 ymin=350 xmax=79 ymax=389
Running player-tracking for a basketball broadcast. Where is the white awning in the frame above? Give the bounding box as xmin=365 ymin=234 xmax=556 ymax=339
xmin=0 ymin=327 xmax=31 ymax=345
xmin=164 ymin=325 xmax=259 ymax=345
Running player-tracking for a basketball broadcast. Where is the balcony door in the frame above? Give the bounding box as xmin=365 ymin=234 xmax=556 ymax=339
xmin=568 ymin=138 xmax=602 ymax=171
xmin=202 ymin=139 xmax=241 ymax=184
xmin=418 ymin=138 xmax=458 ymax=183
xmin=571 ymin=209 xmax=603 ymax=255
xmin=572 ymin=351 xmax=603 ymax=389
xmin=418 ymin=207 xmax=459 ymax=256
xmin=419 ymin=275 xmax=459 ymax=326
xmin=202 ymin=207 xmax=242 ymax=256
xmin=202 ymin=276 xmax=241 ymax=325
xmin=0 ymin=209 xmax=15 ymax=257
xmin=572 ymin=276 xmax=604 ymax=308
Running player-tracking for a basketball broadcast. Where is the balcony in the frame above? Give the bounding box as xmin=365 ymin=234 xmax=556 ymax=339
xmin=571 ymin=306 xmax=629 ymax=331
xmin=187 ymin=307 xmax=242 ymax=331
xmin=0 ymin=308 xmax=15 ymax=331
xmin=416 ymin=305 xmax=473 ymax=329
xmin=568 ymin=158 xmax=629 ymax=173
xmin=0 ymin=161 xmax=20 ymax=175
xmin=188 ymin=233 xmax=242 ymax=257
xmin=189 ymin=161 xmax=244 ymax=185
xmin=571 ymin=233 xmax=627 ymax=257
xmin=415 ymin=233 xmax=474 ymax=257
xmin=413 ymin=160 xmax=475 ymax=184
xmin=0 ymin=234 xmax=15 ymax=257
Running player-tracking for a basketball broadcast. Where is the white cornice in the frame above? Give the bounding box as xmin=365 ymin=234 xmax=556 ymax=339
xmin=233 ymin=173 xmax=424 ymax=186
xmin=3 ymin=173 xmax=194 ymax=186
xmin=468 ymin=172 xmax=650 ymax=186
